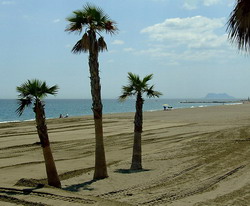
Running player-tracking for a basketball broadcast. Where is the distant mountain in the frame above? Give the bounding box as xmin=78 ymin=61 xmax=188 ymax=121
xmin=204 ymin=93 xmax=235 ymax=99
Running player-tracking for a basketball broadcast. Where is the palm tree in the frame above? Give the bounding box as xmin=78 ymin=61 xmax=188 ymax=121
xmin=119 ymin=73 xmax=162 ymax=170
xmin=227 ymin=0 xmax=250 ymax=51
xmin=16 ymin=79 xmax=61 ymax=188
xmin=65 ymin=3 xmax=117 ymax=180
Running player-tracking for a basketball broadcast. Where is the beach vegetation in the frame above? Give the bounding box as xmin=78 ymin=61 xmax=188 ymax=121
xmin=119 ymin=73 xmax=162 ymax=170
xmin=65 ymin=3 xmax=117 ymax=180
xmin=227 ymin=0 xmax=250 ymax=52
xmin=16 ymin=79 xmax=61 ymax=188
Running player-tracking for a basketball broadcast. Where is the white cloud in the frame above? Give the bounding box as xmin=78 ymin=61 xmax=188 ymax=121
xmin=183 ymin=2 xmax=197 ymax=10
xmin=182 ymin=0 xmax=198 ymax=10
xmin=123 ymin=48 xmax=135 ymax=52
xmin=141 ymin=16 xmax=226 ymax=49
xmin=203 ymin=0 xmax=222 ymax=6
xmin=108 ymin=50 xmax=118 ymax=54
xmin=1 ymin=0 xmax=15 ymax=5
xmin=112 ymin=40 xmax=125 ymax=45
xmin=183 ymin=0 xmax=225 ymax=10
xmin=53 ymin=19 xmax=60 ymax=23
xmin=140 ymin=16 xmax=231 ymax=63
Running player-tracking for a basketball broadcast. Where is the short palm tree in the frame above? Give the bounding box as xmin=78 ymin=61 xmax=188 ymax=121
xmin=16 ymin=79 xmax=61 ymax=188
xmin=66 ymin=3 xmax=117 ymax=180
xmin=227 ymin=0 xmax=250 ymax=51
xmin=119 ymin=73 xmax=162 ymax=170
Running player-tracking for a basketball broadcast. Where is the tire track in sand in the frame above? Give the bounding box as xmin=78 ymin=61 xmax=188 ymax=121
xmin=98 ymin=164 xmax=202 ymax=200
xmin=98 ymin=165 xmax=245 ymax=205
xmin=140 ymin=165 xmax=245 ymax=205
xmin=0 ymin=187 xmax=96 ymax=205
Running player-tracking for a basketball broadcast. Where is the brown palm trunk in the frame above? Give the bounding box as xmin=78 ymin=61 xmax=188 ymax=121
xmin=88 ymin=30 xmax=108 ymax=179
xmin=34 ymin=100 xmax=61 ymax=188
xmin=131 ymin=93 xmax=144 ymax=170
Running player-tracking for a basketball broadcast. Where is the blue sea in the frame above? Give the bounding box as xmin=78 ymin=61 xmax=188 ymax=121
xmin=0 ymin=99 xmax=241 ymax=123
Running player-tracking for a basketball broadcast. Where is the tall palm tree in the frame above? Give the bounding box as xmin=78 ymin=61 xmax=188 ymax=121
xmin=16 ymin=79 xmax=61 ymax=188
xmin=119 ymin=73 xmax=162 ymax=170
xmin=227 ymin=0 xmax=250 ymax=51
xmin=65 ymin=3 xmax=117 ymax=180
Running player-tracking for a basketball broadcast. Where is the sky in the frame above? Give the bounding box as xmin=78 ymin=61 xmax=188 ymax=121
xmin=1 ymin=0 xmax=249 ymax=99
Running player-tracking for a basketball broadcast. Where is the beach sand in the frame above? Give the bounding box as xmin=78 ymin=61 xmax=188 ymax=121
xmin=1 ymin=103 xmax=250 ymax=205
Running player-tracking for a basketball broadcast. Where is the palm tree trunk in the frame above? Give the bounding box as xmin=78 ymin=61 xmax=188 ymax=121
xmin=88 ymin=30 xmax=108 ymax=180
xmin=131 ymin=93 xmax=143 ymax=170
xmin=34 ymin=100 xmax=61 ymax=188
xmin=42 ymin=146 xmax=61 ymax=188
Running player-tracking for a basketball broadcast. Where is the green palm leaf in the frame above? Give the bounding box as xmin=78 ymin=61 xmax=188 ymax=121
xmin=142 ymin=74 xmax=153 ymax=86
xmin=66 ymin=3 xmax=117 ymax=33
xmin=46 ymin=85 xmax=59 ymax=96
xmin=66 ymin=3 xmax=118 ymax=54
xmin=146 ymin=85 xmax=162 ymax=98
xmin=16 ymin=96 xmax=33 ymax=116
xmin=119 ymin=85 xmax=134 ymax=101
xmin=16 ymin=79 xmax=59 ymax=116
xmin=120 ymin=73 xmax=162 ymax=101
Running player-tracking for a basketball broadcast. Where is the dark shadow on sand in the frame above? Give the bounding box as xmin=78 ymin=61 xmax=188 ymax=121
xmin=64 ymin=179 xmax=97 ymax=192
xmin=22 ymin=184 xmax=44 ymax=195
xmin=114 ymin=169 xmax=151 ymax=174
xmin=0 ymin=184 xmax=44 ymax=196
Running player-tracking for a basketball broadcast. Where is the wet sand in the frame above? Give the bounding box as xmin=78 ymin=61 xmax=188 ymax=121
xmin=1 ymin=103 xmax=250 ymax=205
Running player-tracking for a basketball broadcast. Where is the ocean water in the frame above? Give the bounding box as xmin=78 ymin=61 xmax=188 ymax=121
xmin=0 ymin=99 xmax=240 ymax=123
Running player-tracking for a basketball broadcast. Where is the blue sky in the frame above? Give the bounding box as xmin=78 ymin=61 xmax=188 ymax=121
xmin=1 ymin=0 xmax=249 ymax=99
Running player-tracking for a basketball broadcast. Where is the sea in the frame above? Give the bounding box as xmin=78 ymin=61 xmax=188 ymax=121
xmin=0 ymin=99 xmax=241 ymax=123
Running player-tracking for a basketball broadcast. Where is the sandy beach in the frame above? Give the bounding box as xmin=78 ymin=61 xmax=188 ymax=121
xmin=1 ymin=103 xmax=250 ymax=205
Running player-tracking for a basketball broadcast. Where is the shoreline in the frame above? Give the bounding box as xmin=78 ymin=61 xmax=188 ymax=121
xmin=180 ymin=100 xmax=243 ymax=103
xmin=0 ymin=102 xmax=243 ymax=124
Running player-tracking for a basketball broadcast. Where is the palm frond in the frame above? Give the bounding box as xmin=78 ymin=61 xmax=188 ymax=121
xmin=72 ymin=39 xmax=88 ymax=53
xmin=227 ymin=0 xmax=250 ymax=51
xmin=104 ymin=20 xmax=118 ymax=35
xmin=119 ymin=73 xmax=161 ymax=102
xmin=142 ymin=74 xmax=153 ymax=85
xmin=119 ymin=85 xmax=135 ymax=101
xmin=29 ymin=79 xmax=40 ymax=98
xmin=127 ymin=72 xmax=140 ymax=86
xmin=146 ymin=85 xmax=162 ymax=98
xmin=119 ymin=94 xmax=129 ymax=102
xmin=35 ymin=81 xmax=58 ymax=98
xmin=66 ymin=3 xmax=118 ymax=35
xmin=46 ymin=85 xmax=59 ymax=96
xmin=65 ymin=10 xmax=87 ymax=34
xmin=16 ymin=79 xmax=59 ymax=116
xmin=83 ymin=3 xmax=105 ymax=23
xmin=65 ymin=22 xmax=83 ymax=34
xmin=16 ymin=96 xmax=33 ymax=116
xmin=81 ymin=33 xmax=90 ymax=51
xmin=16 ymin=83 xmax=30 ymax=98
xmin=17 ymin=79 xmax=59 ymax=100
xmin=98 ymin=36 xmax=107 ymax=51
